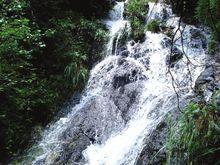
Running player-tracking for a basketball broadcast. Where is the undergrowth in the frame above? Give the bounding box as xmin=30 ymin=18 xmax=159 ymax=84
xmin=167 ymin=91 xmax=220 ymax=165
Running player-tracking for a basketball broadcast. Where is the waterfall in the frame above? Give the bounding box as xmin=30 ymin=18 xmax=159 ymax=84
xmin=19 ymin=1 xmax=208 ymax=165
xmin=104 ymin=1 xmax=129 ymax=56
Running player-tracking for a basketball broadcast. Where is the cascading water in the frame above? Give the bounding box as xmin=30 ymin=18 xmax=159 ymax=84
xmin=104 ymin=1 xmax=129 ymax=56
xmin=19 ymin=1 xmax=208 ymax=165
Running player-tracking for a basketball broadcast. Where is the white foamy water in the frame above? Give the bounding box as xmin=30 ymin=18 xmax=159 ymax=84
xmin=83 ymin=29 xmax=205 ymax=165
xmin=104 ymin=2 xmax=130 ymax=56
xmin=20 ymin=1 xmax=208 ymax=165
xmin=83 ymin=2 xmax=206 ymax=165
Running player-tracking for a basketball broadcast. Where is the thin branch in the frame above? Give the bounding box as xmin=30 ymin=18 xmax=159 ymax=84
xmin=167 ymin=16 xmax=183 ymax=113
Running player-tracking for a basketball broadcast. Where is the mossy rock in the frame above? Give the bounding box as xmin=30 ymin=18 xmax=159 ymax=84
xmin=131 ymin=28 xmax=146 ymax=42
xmin=124 ymin=0 xmax=150 ymax=42
xmin=146 ymin=20 xmax=160 ymax=33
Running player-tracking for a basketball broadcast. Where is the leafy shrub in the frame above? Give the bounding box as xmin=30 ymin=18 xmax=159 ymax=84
xmin=170 ymin=0 xmax=198 ymax=23
xmin=124 ymin=0 xmax=151 ymax=41
xmin=167 ymin=92 xmax=220 ymax=164
xmin=0 ymin=0 xmax=109 ymax=163
xmin=195 ymin=0 xmax=220 ymax=54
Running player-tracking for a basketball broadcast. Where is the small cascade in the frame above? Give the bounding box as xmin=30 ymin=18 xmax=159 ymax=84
xmin=19 ymin=1 xmax=208 ymax=165
xmin=104 ymin=1 xmax=129 ymax=56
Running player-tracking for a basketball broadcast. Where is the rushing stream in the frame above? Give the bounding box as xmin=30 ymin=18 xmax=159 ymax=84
xmin=19 ymin=1 xmax=208 ymax=165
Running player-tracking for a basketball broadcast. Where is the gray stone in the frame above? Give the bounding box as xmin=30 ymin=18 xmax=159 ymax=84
xmin=194 ymin=66 xmax=215 ymax=99
xmin=189 ymin=28 xmax=207 ymax=49
xmin=166 ymin=46 xmax=183 ymax=67
xmin=161 ymin=37 xmax=172 ymax=48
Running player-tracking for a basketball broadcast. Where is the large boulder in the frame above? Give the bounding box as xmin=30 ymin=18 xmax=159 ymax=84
xmin=137 ymin=121 xmax=168 ymax=165
xmin=166 ymin=46 xmax=183 ymax=67
xmin=33 ymin=57 xmax=147 ymax=164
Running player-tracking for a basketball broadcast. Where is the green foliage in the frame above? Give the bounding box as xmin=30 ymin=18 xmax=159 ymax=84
xmin=50 ymin=17 xmax=107 ymax=88
xmin=146 ymin=19 xmax=160 ymax=33
xmin=195 ymin=0 xmax=220 ymax=54
xmin=167 ymin=93 xmax=220 ymax=164
xmin=195 ymin=0 xmax=220 ymax=27
xmin=170 ymin=0 xmax=198 ymax=23
xmin=0 ymin=0 xmax=109 ymax=163
xmin=208 ymin=35 xmax=219 ymax=55
xmin=125 ymin=0 xmax=152 ymax=41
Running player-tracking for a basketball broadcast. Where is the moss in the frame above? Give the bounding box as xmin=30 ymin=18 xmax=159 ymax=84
xmin=146 ymin=19 xmax=160 ymax=33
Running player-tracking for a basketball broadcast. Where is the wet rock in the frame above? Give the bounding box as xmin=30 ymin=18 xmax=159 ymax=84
xmin=137 ymin=95 xmax=191 ymax=165
xmin=112 ymin=82 xmax=144 ymax=122
xmin=215 ymin=63 xmax=220 ymax=83
xmin=152 ymin=8 xmax=169 ymax=23
xmin=189 ymin=28 xmax=207 ymax=49
xmin=194 ymin=66 xmax=215 ymax=101
xmin=161 ymin=37 xmax=172 ymax=48
xmin=113 ymin=69 xmax=143 ymax=89
xmin=116 ymin=46 xmax=127 ymax=55
xmin=112 ymin=58 xmax=148 ymax=89
xmin=215 ymin=82 xmax=220 ymax=90
xmin=130 ymin=40 xmax=136 ymax=46
xmin=137 ymin=112 xmax=182 ymax=165
xmin=166 ymin=46 xmax=183 ymax=67
xmin=113 ymin=74 xmax=131 ymax=89
xmin=117 ymin=58 xmax=127 ymax=65
xmin=119 ymin=50 xmax=130 ymax=57
xmin=139 ymin=57 xmax=150 ymax=69
xmin=133 ymin=53 xmax=143 ymax=59
xmin=196 ymin=66 xmax=214 ymax=84
xmin=162 ymin=8 xmax=169 ymax=21
xmin=35 ymin=77 xmax=145 ymax=164
xmin=137 ymin=121 xmax=167 ymax=165
xmin=50 ymin=96 xmax=126 ymax=164
xmin=190 ymin=28 xmax=202 ymax=39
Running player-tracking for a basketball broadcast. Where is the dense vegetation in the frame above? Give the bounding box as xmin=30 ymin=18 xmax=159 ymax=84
xmin=167 ymin=92 xmax=220 ymax=164
xmin=0 ymin=0 xmax=112 ymax=163
xmin=146 ymin=20 xmax=160 ymax=33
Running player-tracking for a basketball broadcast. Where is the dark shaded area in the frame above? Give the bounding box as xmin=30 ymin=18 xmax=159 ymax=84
xmin=0 ymin=0 xmax=113 ymax=163
xmin=169 ymin=0 xmax=198 ymax=23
